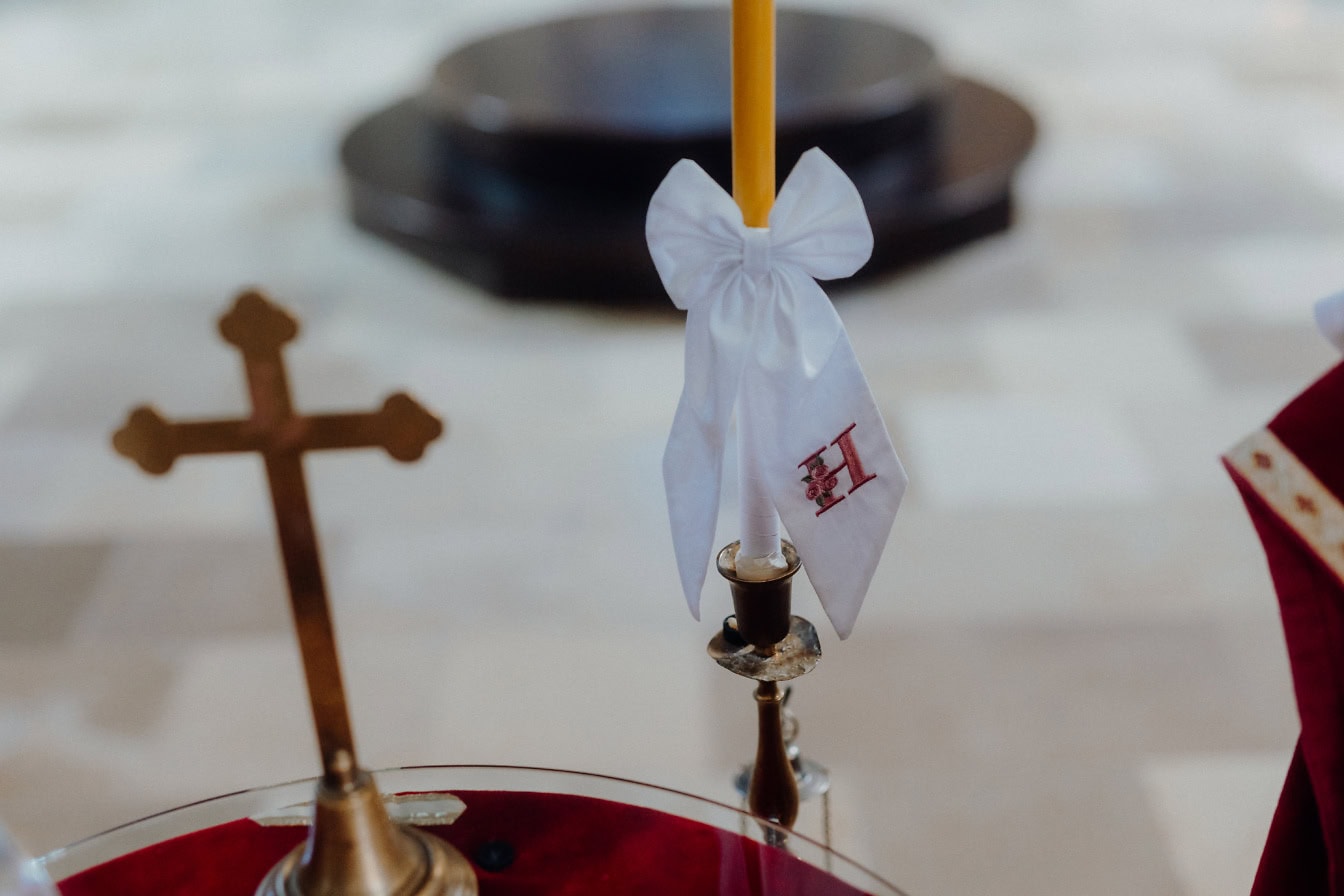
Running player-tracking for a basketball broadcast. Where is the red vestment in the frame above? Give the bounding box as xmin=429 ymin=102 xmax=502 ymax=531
xmin=1226 ymin=363 xmax=1344 ymax=895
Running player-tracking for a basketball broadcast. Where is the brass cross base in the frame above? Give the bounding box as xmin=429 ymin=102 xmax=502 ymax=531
xmin=707 ymin=540 xmax=822 ymax=846
xmin=255 ymin=767 xmax=477 ymax=896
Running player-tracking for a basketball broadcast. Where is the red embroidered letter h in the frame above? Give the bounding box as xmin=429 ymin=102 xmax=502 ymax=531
xmin=798 ymin=423 xmax=877 ymax=517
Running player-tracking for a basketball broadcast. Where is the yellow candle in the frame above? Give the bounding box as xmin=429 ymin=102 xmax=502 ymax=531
xmin=731 ymin=0 xmax=785 ymax=575
xmin=731 ymin=0 xmax=775 ymax=228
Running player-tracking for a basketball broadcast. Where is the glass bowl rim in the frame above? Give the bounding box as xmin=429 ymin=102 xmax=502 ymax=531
xmin=39 ymin=763 xmax=905 ymax=894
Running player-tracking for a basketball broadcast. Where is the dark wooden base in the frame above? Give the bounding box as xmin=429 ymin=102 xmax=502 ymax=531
xmin=338 ymin=9 xmax=1034 ymax=305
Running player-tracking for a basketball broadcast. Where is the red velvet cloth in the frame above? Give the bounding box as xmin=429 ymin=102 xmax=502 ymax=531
xmin=1227 ymin=363 xmax=1344 ymax=896
xmin=56 ymin=790 xmax=877 ymax=895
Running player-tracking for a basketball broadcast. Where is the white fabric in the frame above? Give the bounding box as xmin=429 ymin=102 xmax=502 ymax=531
xmin=1315 ymin=289 xmax=1344 ymax=354
xmin=647 ymin=147 xmax=907 ymax=639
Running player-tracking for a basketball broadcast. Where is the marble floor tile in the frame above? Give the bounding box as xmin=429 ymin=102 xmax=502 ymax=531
xmin=71 ymin=537 xmax=291 ymax=645
xmin=845 ymin=319 xmax=996 ymax=397
xmin=0 ymin=542 xmax=109 ymax=644
xmin=1025 ymin=133 xmax=1182 ymax=210
xmin=860 ymin=501 xmax=1287 ymax=625
xmin=1141 ymin=752 xmax=1291 ymax=896
xmin=774 ymin=621 xmax=1296 ymax=774
xmin=1291 ymin=129 xmax=1344 ymax=195
xmin=1 ymin=0 xmax=1342 ymax=891
xmin=0 ymin=745 xmax=178 ymax=857
xmin=897 ymin=394 xmax=1157 ymax=508
xmin=1213 ymin=234 xmax=1344 ymax=322
xmin=33 ymin=441 xmax=272 ymax=540
xmin=1123 ymin=389 xmax=1298 ymax=497
xmin=1186 ymin=319 xmax=1337 ymax=390
xmin=974 ymin=309 xmax=1214 ymax=402
xmin=853 ymin=763 xmax=1188 ymax=896
xmin=0 ymin=355 xmax=38 ymax=426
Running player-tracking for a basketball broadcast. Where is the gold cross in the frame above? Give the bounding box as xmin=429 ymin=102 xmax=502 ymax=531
xmin=113 ymin=289 xmax=443 ymax=786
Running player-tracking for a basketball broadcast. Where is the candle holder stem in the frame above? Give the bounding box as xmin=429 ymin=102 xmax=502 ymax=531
xmin=750 ymin=680 xmax=798 ymax=841
xmin=734 ymin=686 xmax=832 ymax=817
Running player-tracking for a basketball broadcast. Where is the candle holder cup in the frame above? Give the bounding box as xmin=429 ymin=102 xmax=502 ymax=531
xmin=721 ymin=544 xmax=796 ymax=649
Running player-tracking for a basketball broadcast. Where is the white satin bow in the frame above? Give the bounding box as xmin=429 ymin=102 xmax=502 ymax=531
xmin=648 ymin=148 xmax=901 ymax=634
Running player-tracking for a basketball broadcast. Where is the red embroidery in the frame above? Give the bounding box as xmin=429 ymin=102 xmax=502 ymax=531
xmin=1296 ymin=494 xmax=1319 ymax=515
xmin=1252 ymin=451 xmax=1273 ymax=469
xmin=800 ymin=454 xmax=843 ymax=515
xmin=832 ymin=423 xmax=877 ymax=493
xmin=798 ymin=423 xmax=877 ymax=517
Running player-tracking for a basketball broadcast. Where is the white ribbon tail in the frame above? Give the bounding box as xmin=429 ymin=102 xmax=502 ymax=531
xmin=751 ymin=328 xmax=907 ymax=639
xmin=663 ymin=401 xmax=723 ymax=618
xmin=659 ymin=279 xmax=752 ymax=617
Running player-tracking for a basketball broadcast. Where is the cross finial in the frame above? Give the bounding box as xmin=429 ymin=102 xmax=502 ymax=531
xmin=218 ymin=288 xmax=300 ymax=355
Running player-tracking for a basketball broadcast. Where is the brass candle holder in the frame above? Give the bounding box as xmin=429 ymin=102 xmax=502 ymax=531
xmin=707 ymin=540 xmax=822 ymax=845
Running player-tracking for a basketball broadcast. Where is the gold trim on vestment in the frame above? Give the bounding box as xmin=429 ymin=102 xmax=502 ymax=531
xmin=1226 ymin=428 xmax=1344 ymax=588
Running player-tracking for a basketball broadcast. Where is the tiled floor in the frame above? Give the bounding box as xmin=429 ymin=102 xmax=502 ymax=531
xmin=4 ymin=0 xmax=1344 ymax=893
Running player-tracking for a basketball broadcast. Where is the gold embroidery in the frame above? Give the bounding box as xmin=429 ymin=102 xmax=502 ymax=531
xmin=1225 ymin=429 xmax=1344 ymax=588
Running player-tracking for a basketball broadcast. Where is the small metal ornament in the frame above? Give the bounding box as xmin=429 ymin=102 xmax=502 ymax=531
xmin=708 ymin=540 xmax=822 ymax=844
xmin=113 ymin=290 xmax=477 ymax=896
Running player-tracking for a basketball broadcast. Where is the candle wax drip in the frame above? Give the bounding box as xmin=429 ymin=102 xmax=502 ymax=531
xmin=733 ymin=550 xmax=789 ymax=581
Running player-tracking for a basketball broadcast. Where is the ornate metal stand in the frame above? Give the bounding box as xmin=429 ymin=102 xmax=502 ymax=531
xmin=113 ymin=291 xmax=477 ymax=896
xmin=707 ymin=540 xmax=822 ymax=845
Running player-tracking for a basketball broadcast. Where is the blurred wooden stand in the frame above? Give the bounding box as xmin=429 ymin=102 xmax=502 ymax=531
xmin=340 ymin=7 xmax=1034 ymax=303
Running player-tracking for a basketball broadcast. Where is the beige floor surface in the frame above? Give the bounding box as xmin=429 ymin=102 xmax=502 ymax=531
xmin=4 ymin=0 xmax=1344 ymax=893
